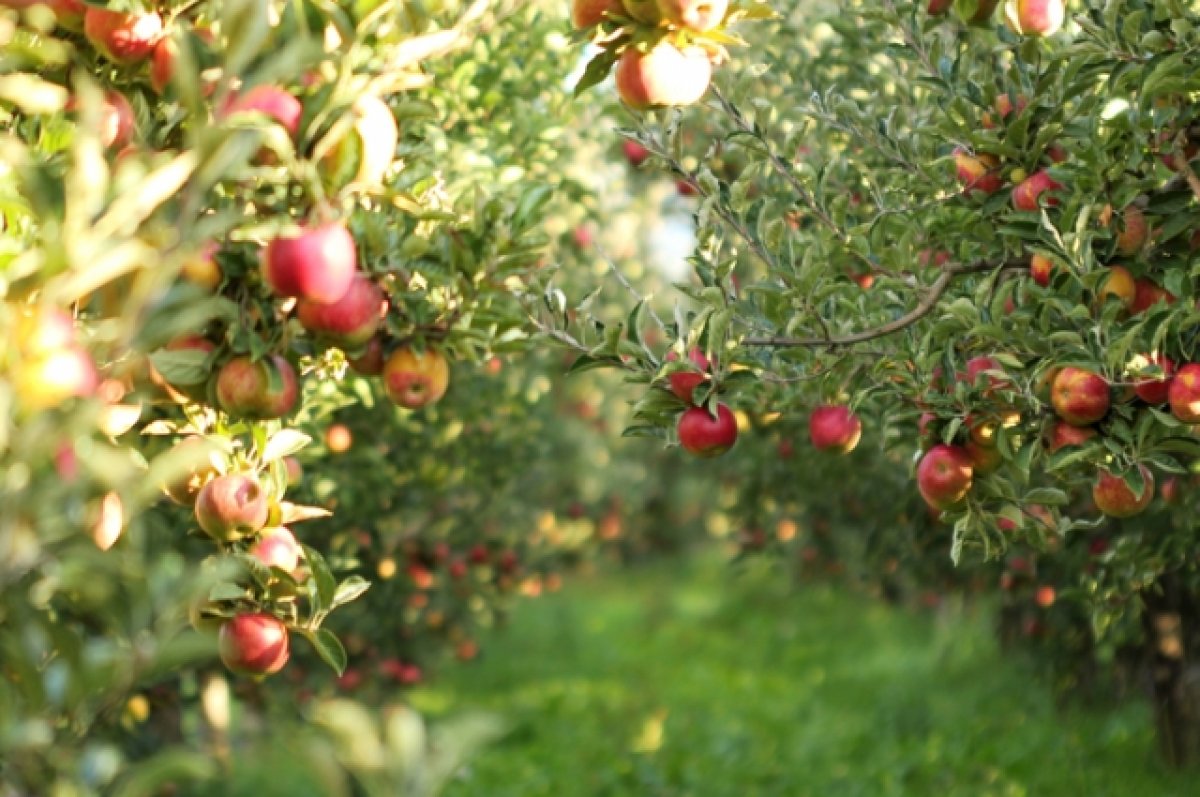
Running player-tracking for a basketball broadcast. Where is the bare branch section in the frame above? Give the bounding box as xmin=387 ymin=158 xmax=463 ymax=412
xmin=743 ymin=260 xmax=1020 ymax=349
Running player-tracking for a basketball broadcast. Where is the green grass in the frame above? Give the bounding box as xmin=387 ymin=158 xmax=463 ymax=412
xmin=410 ymin=554 xmax=1193 ymax=797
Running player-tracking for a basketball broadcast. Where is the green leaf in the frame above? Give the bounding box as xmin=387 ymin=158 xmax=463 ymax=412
xmin=331 ymin=575 xmax=371 ymax=609
xmin=303 ymin=545 xmax=338 ymax=613
xmin=148 ymin=348 xmax=212 ymax=386
xmin=261 ymin=429 xmax=311 ymax=464
xmin=304 ymin=628 xmax=348 ymax=676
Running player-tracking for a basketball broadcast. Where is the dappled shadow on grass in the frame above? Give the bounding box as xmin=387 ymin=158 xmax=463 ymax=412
xmin=415 ymin=554 xmax=1191 ymax=797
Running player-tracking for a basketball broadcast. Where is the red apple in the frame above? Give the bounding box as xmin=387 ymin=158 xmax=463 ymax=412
xmin=954 ymin=149 xmax=1003 ymax=195
xmin=1160 ymin=476 xmax=1181 ymax=505
xmin=963 ymin=355 xmax=1010 ymax=394
xmin=657 ymin=0 xmax=728 ymax=32
xmin=195 ymin=474 xmax=269 ymax=542
xmin=1131 ymin=278 xmax=1175 ymax=314
xmin=982 ymin=93 xmax=1028 ymax=129
xmin=808 ymin=404 xmax=862 ymax=454
xmin=927 ymin=0 xmax=953 ymax=13
xmin=1034 ymin=585 xmax=1056 ymax=608
xmin=1092 ymin=465 xmax=1154 ymax=518
xmin=1003 ymin=0 xmax=1065 ymax=36
xmin=622 ymin=139 xmax=650 ymax=166
xmin=1012 ymin=169 xmax=1062 ymax=211
xmin=1098 ymin=265 xmax=1136 ymax=311
xmin=283 ymin=457 xmax=303 ymax=487
xmin=677 ymin=403 xmax=737 ymax=457
xmin=917 ymin=444 xmax=974 ymax=510
xmin=348 ymin=336 xmax=386 ymax=376
xmin=382 ymin=347 xmax=450 ymax=409
xmin=296 ymin=274 xmax=383 ymax=349
xmin=1168 ymin=363 xmax=1200 ymax=423
xmin=666 ymin=348 xmax=711 ymax=404
xmin=218 ymin=613 xmax=290 ymax=676
xmin=215 ymin=354 xmax=299 ymax=420
xmin=1051 ymin=367 xmax=1109 ymax=426
xmin=965 ymin=440 xmax=1002 ymax=474
xmin=572 ymin=0 xmax=622 ymax=27
xmin=1046 ymin=420 xmax=1097 ymax=452
xmin=1113 ymin=206 xmax=1148 ymax=255
xmin=1030 ymin=253 xmax=1054 ymax=287
xmin=262 ymin=222 xmax=358 ymax=304
xmin=219 ymin=85 xmax=303 ymax=139
xmin=615 ymin=42 xmax=712 ymax=110
xmin=250 ymin=526 xmax=301 ymax=573
xmin=1132 ymin=353 xmax=1175 ymax=405
xmin=83 ymin=7 xmax=162 ymax=64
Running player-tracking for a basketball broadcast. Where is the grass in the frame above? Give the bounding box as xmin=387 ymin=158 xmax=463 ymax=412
xmin=408 ymin=553 xmax=1194 ymax=797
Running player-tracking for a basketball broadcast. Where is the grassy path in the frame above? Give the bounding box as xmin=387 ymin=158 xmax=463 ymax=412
xmin=413 ymin=555 xmax=1192 ymax=797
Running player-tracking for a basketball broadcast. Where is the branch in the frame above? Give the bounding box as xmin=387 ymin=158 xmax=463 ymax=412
xmin=743 ymin=260 xmax=1017 ymax=349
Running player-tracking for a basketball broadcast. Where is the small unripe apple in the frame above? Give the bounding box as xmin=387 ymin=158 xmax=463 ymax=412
xmin=83 ymin=7 xmax=162 ymax=64
xmin=1131 ymin=353 xmax=1175 ymax=405
xmin=572 ymin=0 xmax=622 ymax=27
xmin=218 ymin=613 xmax=290 ymax=676
xmin=1029 ymin=253 xmax=1054 ymax=287
xmin=195 ymin=474 xmax=269 ymax=542
xmin=917 ymin=444 xmax=974 ymax=510
xmin=954 ymin=149 xmax=1003 ymax=195
xmin=1051 ymin=367 xmax=1109 ymax=426
xmin=677 ymin=403 xmax=737 ymax=457
xmin=1168 ymin=363 xmax=1200 ymax=423
xmin=615 ymin=43 xmax=712 ymax=110
xmin=656 ymin=0 xmax=728 ymax=32
xmin=296 ymin=274 xmax=383 ymax=349
xmin=1092 ymin=465 xmax=1154 ymax=518
xmin=250 ymin=526 xmax=301 ymax=573
xmin=382 ymin=347 xmax=450 ymax=409
xmin=180 ymin=242 xmax=222 ymax=291
xmin=808 ymin=404 xmax=862 ymax=454
xmin=262 ymin=222 xmax=358 ymax=304
xmin=1003 ymin=0 xmax=1065 ymax=37
xmin=215 ymin=354 xmax=300 ymax=420
xmin=1012 ymin=169 xmax=1062 ymax=211
xmin=666 ymin=348 xmax=710 ymax=404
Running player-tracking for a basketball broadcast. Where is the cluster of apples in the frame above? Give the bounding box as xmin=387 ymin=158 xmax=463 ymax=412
xmin=928 ymin=0 xmax=1067 ymax=38
xmin=666 ymin=348 xmax=739 ymax=457
xmin=571 ymin=0 xmax=732 ymax=110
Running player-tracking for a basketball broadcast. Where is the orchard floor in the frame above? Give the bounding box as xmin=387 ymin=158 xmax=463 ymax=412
xmin=409 ymin=554 xmax=1192 ymax=797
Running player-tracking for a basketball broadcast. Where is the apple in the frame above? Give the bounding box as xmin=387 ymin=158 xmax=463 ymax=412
xmin=45 ymin=0 xmax=85 ymax=30
xmin=1092 ymin=465 xmax=1154 ymax=518
xmin=180 ymin=242 xmax=221 ymax=291
xmin=982 ymin=93 xmax=1028 ymax=129
xmin=676 ymin=178 xmax=700 ymax=197
xmin=954 ymin=149 xmax=1003 ymax=195
xmin=1012 ymin=169 xmax=1062 ymax=211
xmin=262 ymin=221 xmax=358 ymax=304
xmin=296 ymin=273 xmax=383 ymax=349
xmin=83 ymin=7 xmax=162 ymax=64
xmin=1034 ymin=585 xmax=1056 ymax=608
xmin=666 ymin=348 xmax=711 ymax=403
xmin=1030 ymin=253 xmax=1054 ymax=287
xmin=319 ymin=95 xmax=399 ymax=188
xmin=918 ymin=249 xmax=951 ymax=268
xmin=16 ymin=346 xmax=97 ymax=411
xmin=1002 ymin=0 xmax=1065 ymax=36
xmin=195 ymin=474 xmax=269 ymax=542
xmin=382 ymin=347 xmax=450 ymax=409
xmin=219 ymin=85 xmax=303 ymax=139
xmin=615 ymin=42 xmax=712 ymax=110
xmin=149 ymin=36 xmax=177 ymax=95
xmin=250 ymin=526 xmax=301 ymax=573
xmin=927 ymin=0 xmax=953 ymax=13
xmin=677 ymin=403 xmax=737 ymax=457
xmin=808 ymin=404 xmax=862 ymax=453
xmin=162 ymin=436 xmax=221 ymax=506
xmin=1051 ymin=366 xmax=1109 ymax=426
xmin=1098 ymin=265 xmax=1136 ymax=311
xmin=218 ymin=613 xmax=290 ymax=676
xmin=325 ymin=423 xmax=352 ymax=453
xmin=1113 ymin=206 xmax=1148 ymax=255
xmin=657 ymin=0 xmax=728 ymax=32
xmin=965 ymin=440 xmax=1001 ymax=474
xmin=283 ymin=457 xmax=303 ymax=487
xmin=917 ymin=444 xmax=974 ymax=510
xmin=1168 ymin=363 xmax=1200 ymax=423
xmin=1161 ymin=476 xmax=1181 ymax=505
xmin=622 ymin=0 xmax=662 ymax=23
xmin=1131 ymin=353 xmax=1175 ymax=405
xmin=215 ymin=354 xmax=300 ymax=420
xmin=572 ymin=0 xmax=622 ymax=27
xmin=15 ymin=306 xmax=76 ymax=355
xmin=623 ymin=139 xmax=650 ymax=166
xmin=100 ymin=91 xmax=135 ymax=150
xmin=1046 ymin=420 xmax=1097 ymax=452
xmin=963 ymin=355 xmax=1010 ymax=394
xmin=1131 ymin=278 xmax=1175 ymax=314
xmin=348 ymin=336 xmax=386 ymax=376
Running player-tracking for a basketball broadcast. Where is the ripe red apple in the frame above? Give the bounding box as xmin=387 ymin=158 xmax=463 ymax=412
xmin=46 ymin=0 xmax=85 ymax=30
xmin=917 ymin=444 xmax=974 ymax=510
xmin=218 ymin=613 xmax=290 ymax=676
xmin=219 ymin=85 xmax=303 ymax=139
xmin=676 ymin=178 xmax=700 ymax=197
xmin=954 ymin=149 xmax=1003 ymax=195
xmin=215 ymin=354 xmax=299 ymax=420
xmin=615 ymin=42 xmax=712 ymax=110
xmin=1034 ymin=585 xmax=1056 ymax=608
xmin=1098 ymin=265 xmax=1136 ymax=311
xmin=1012 ymin=169 xmax=1062 ymax=211
xmin=382 ymin=347 xmax=450 ymax=409
xmin=982 ymin=93 xmax=1028 ymax=129
xmin=677 ymin=403 xmax=738 ymax=457
xmin=296 ymin=274 xmax=383 ymax=349
xmin=195 ymin=473 xmax=269 ymax=542
xmin=1046 ymin=420 xmax=1097 ymax=452
xmin=1113 ymin=206 xmax=1148 ymax=255
xmin=808 ymin=404 xmax=862 ymax=454
xmin=325 ymin=423 xmax=352 ymax=453
xmin=1030 ymin=253 xmax=1054 ymax=287
xmin=1002 ymin=0 xmax=1065 ymax=36
xmin=1131 ymin=278 xmax=1175 ymax=314
xmin=262 ymin=222 xmax=358 ymax=304
xmin=348 ymin=336 xmax=385 ymax=376
xmin=1168 ymin=363 xmax=1200 ymax=423
xmin=666 ymin=348 xmax=710 ymax=404
xmin=1051 ymin=367 xmax=1109 ymax=426
xmin=101 ymin=91 xmax=135 ymax=149
xmin=1093 ymin=465 xmax=1154 ymax=518
xmin=1131 ymin=353 xmax=1175 ymax=404
xmin=622 ymin=139 xmax=650 ymax=166
xmin=572 ymin=0 xmax=622 ymax=27
xmin=963 ymin=355 xmax=1010 ymax=394
xmin=319 ymin=95 xmax=399 ymax=188
xmin=657 ymin=0 xmax=728 ymax=32
xmin=83 ymin=7 xmax=162 ymax=64
xmin=250 ymin=526 xmax=301 ymax=573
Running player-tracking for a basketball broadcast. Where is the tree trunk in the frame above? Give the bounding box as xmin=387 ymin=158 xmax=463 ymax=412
xmin=1142 ymin=574 xmax=1200 ymax=767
